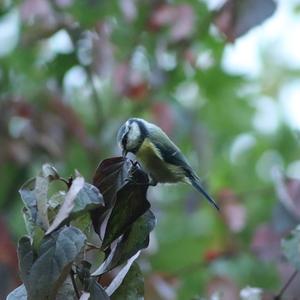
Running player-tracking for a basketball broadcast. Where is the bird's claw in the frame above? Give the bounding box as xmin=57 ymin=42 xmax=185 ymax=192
xmin=130 ymin=159 xmax=141 ymax=168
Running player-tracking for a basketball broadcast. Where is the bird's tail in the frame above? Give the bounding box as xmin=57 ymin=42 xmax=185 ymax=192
xmin=189 ymin=176 xmax=219 ymax=211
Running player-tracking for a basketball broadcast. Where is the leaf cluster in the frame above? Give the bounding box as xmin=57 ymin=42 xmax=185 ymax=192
xmin=7 ymin=158 xmax=155 ymax=300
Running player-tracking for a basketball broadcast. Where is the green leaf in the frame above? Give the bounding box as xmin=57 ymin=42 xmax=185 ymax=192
xmin=46 ymin=53 xmax=78 ymax=82
xmin=282 ymin=225 xmax=300 ymax=270
xmin=41 ymin=164 xmax=60 ymax=180
xmin=111 ymin=262 xmax=144 ymax=300
xmin=48 ymin=191 xmax=66 ymax=223
xmin=89 ymin=279 xmax=110 ymax=300
xmin=46 ymin=175 xmax=85 ymax=234
xmin=34 ymin=174 xmax=50 ymax=230
xmin=112 ymin=210 xmax=155 ymax=267
xmin=6 ymin=284 xmax=27 ymax=300
xmin=56 ymin=276 xmax=77 ymax=300
xmin=48 ymin=191 xmax=65 ymax=210
xmin=32 ymin=226 xmax=45 ymax=254
xmin=17 ymin=236 xmax=34 ymax=290
xmin=101 ymin=165 xmax=150 ymax=249
xmin=19 ymin=163 xmax=61 ymax=232
xmin=72 ymin=183 xmax=104 ymax=216
xmin=76 ymin=261 xmax=110 ymax=300
xmin=23 ymin=207 xmax=35 ymax=236
xmin=27 ymin=226 xmax=86 ymax=300
xmin=66 ymin=1 xmax=119 ymax=27
xmin=77 ymin=260 xmax=92 ymax=290
xmin=105 ymin=252 xmax=140 ymax=296
xmin=48 ymin=183 xmax=104 ymax=228
xmin=96 ymin=210 xmax=155 ymax=274
xmin=71 ymin=213 xmax=92 ymax=236
xmin=19 ymin=178 xmax=38 ymax=230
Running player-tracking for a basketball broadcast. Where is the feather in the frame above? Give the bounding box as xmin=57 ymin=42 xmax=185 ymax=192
xmin=189 ymin=176 xmax=219 ymax=210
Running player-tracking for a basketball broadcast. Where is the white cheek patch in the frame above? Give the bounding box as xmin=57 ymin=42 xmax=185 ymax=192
xmin=118 ymin=121 xmax=129 ymax=150
xmin=118 ymin=141 xmax=123 ymax=150
xmin=125 ymin=121 xmax=130 ymax=132
xmin=127 ymin=122 xmax=141 ymax=149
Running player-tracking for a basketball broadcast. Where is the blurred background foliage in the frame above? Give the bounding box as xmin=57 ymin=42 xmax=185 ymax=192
xmin=1 ymin=0 xmax=300 ymax=299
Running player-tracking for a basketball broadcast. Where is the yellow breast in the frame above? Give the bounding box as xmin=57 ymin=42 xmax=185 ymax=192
xmin=136 ymin=138 xmax=185 ymax=183
xmin=136 ymin=139 xmax=163 ymax=163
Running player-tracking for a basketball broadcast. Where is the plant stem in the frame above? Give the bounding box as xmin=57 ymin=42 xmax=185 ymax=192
xmin=275 ymin=269 xmax=298 ymax=300
xmin=86 ymin=67 xmax=104 ymax=128
xmin=70 ymin=269 xmax=80 ymax=299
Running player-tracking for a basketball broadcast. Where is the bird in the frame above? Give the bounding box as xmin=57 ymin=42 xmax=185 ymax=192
xmin=117 ymin=118 xmax=219 ymax=210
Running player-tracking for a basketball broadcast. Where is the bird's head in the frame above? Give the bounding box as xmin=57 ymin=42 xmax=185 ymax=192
xmin=117 ymin=118 xmax=147 ymax=157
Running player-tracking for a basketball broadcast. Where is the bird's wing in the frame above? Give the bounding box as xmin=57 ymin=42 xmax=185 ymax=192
xmin=146 ymin=122 xmax=219 ymax=210
xmin=148 ymin=125 xmax=194 ymax=176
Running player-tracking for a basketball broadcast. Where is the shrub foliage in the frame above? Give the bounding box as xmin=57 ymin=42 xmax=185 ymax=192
xmin=7 ymin=158 xmax=155 ymax=300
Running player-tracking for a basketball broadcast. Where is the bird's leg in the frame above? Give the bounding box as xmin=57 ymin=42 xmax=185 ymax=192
xmin=130 ymin=159 xmax=141 ymax=168
xmin=125 ymin=160 xmax=158 ymax=186
xmin=124 ymin=177 xmax=148 ymax=186
xmin=124 ymin=174 xmax=157 ymax=187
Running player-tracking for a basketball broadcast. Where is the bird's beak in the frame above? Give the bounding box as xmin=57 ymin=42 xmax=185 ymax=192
xmin=122 ymin=149 xmax=128 ymax=157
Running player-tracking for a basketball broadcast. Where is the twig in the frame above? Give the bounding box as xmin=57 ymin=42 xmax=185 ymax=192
xmin=70 ymin=269 xmax=80 ymax=299
xmin=59 ymin=177 xmax=70 ymax=187
xmin=85 ymin=241 xmax=101 ymax=252
xmin=86 ymin=67 xmax=104 ymax=127
xmin=275 ymin=270 xmax=298 ymax=300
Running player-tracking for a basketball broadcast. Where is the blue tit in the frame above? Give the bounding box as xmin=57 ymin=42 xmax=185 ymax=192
xmin=117 ymin=118 xmax=219 ymax=210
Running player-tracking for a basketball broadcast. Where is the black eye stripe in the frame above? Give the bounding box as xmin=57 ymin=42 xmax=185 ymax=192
xmin=122 ymin=132 xmax=128 ymax=148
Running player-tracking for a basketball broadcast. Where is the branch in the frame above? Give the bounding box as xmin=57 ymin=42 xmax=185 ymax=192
xmin=86 ymin=68 xmax=104 ymax=127
xmin=70 ymin=269 xmax=80 ymax=299
xmin=274 ymin=269 xmax=298 ymax=300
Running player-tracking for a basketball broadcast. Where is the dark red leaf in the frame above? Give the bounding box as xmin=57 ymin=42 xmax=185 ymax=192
xmin=92 ymin=157 xmax=130 ymax=207
xmin=251 ymin=224 xmax=281 ymax=261
xmin=214 ymin=0 xmax=276 ymax=42
xmin=101 ymin=164 xmax=150 ymax=249
xmin=151 ymin=102 xmax=174 ymax=135
xmin=149 ymin=4 xmax=195 ymax=42
xmin=113 ymin=63 xmax=149 ymax=100
xmin=91 ymin=157 xmax=131 ymax=235
xmin=125 ymin=83 xmax=149 ymax=101
xmin=203 ymin=249 xmax=224 ymax=263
